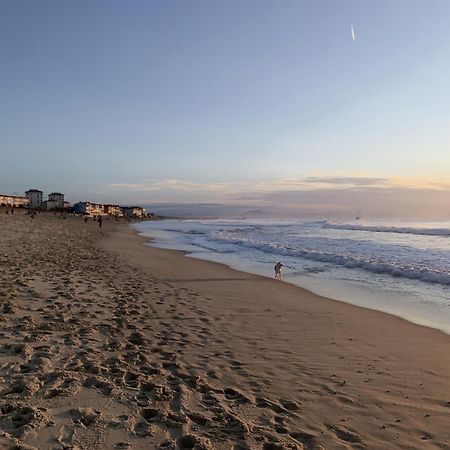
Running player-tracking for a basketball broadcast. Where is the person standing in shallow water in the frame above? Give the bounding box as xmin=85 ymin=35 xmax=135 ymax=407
xmin=274 ymin=261 xmax=283 ymax=280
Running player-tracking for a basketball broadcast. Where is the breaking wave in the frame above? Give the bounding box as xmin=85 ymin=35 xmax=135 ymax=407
xmin=322 ymin=222 xmax=450 ymax=237
xmin=136 ymin=219 xmax=450 ymax=287
xmin=205 ymin=233 xmax=450 ymax=286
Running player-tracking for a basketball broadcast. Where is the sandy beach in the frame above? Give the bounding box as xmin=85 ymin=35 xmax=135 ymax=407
xmin=1 ymin=211 xmax=450 ymax=450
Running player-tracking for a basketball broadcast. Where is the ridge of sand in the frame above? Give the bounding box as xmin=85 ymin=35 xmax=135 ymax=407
xmin=1 ymin=211 xmax=449 ymax=449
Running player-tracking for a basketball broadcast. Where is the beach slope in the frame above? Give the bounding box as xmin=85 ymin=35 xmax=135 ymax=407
xmin=1 ymin=212 xmax=449 ymax=449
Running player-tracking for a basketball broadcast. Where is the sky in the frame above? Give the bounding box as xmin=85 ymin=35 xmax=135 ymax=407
xmin=1 ymin=1 xmax=449 ymax=219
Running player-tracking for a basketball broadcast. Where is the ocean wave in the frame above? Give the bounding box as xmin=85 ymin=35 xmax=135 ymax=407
xmin=184 ymin=230 xmax=207 ymax=235
xmin=136 ymin=220 xmax=450 ymax=286
xmin=208 ymin=237 xmax=450 ymax=286
xmin=322 ymin=222 xmax=450 ymax=236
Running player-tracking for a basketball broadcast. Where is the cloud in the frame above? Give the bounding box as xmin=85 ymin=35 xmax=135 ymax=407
xmin=303 ymin=176 xmax=388 ymax=185
xmin=108 ymin=179 xmax=226 ymax=192
xmin=105 ymin=175 xmax=450 ymax=219
xmin=108 ymin=175 xmax=449 ymax=196
xmin=266 ymin=176 xmax=450 ymax=191
xmin=386 ymin=177 xmax=450 ymax=190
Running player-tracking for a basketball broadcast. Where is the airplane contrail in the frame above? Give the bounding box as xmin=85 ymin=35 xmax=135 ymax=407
xmin=351 ymin=24 xmax=356 ymax=42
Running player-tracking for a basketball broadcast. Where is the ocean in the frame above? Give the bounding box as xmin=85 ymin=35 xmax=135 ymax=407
xmin=134 ymin=219 xmax=450 ymax=334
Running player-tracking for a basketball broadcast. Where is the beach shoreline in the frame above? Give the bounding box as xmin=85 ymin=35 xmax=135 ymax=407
xmin=132 ymin=221 xmax=450 ymax=336
xmin=124 ymin=224 xmax=450 ymax=342
xmin=1 ymin=212 xmax=450 ymax=449
xmin=104 ymin=224 xmax=450 ymax=448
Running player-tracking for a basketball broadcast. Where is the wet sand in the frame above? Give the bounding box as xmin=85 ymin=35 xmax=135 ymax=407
xmin=1 ymin=210 xmax=449 ymax=449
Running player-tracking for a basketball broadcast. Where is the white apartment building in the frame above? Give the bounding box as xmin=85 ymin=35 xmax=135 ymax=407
xmin=48 ymin=192 xmax=65 ymax=209
xmin=25 ymin=189 xmax=43 ymax=209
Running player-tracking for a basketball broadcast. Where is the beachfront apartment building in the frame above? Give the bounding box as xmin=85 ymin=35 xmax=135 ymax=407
xmin=48 ymin=192 xmax=65 ymax=209
xmin=74 ymin=201 xmax=145 ymax=217
xmin=42 ymin=200 xmax=59 ymax=211
xmin=74 ymin=201 xmax=107 ymax=216
xmin=122 ymin=206 xmax=145 ymax=218
xmin=40 ymin=192 xmax=68 ymax=211
xmin=103 ymin=204 xmax=123 ymax=216
xmin=25 ymin=189 xmax=43 ymax=209
xmin=0 ymin=194 xmax=29 ymax=207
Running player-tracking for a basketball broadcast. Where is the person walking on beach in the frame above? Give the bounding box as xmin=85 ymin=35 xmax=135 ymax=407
xmin=98 ymin=215 xmax=102 ymax=228
xmin=274 ymin=261 xmax=283 ymax=280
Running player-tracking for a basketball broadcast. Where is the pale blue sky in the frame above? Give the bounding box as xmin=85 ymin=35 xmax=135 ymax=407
xmin=1 ymin=1 xmax=449 ymax=216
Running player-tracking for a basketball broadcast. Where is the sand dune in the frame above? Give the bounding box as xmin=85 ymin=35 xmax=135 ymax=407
xmin=0 ymin=211 xmax=449 ymax=449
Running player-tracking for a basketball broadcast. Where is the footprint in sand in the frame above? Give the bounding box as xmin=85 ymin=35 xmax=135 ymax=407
xmin=224 ymin=387 xmax=252 ymax=404
xmin=0 ymin=404 xmax=51 ymax=438
xmin=70 ymin=407 xmax=102 ymax=427
xmin=255 ymin=397 xmax=286 ymax=414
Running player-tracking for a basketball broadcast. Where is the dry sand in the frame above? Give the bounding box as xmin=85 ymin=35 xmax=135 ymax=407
xmin=1 ymin=210 xmax=449 ymax=450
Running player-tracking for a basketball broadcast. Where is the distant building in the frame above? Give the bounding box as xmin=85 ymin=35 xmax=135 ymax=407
xmin=104 ymin=204 xmax=123 ymax=216
xmin=0 ymin=195 xmax=10 ymax=206
xmin=42 ymin=200 xmax=59 ymax=211
xmin=122 ymin=206 xmax=145 ymax=218
xmin=74 ymin=201 xmax=145 ymax=217
xmin=25 ymin=189 xmax=43 ymax=209
xmin=0 ymin=195 xmax=29 ymax=207
xmin=74 ymin=201 xmax=105 ymax=216
xmin=48 ymin=192 xmax=65 ymax=209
